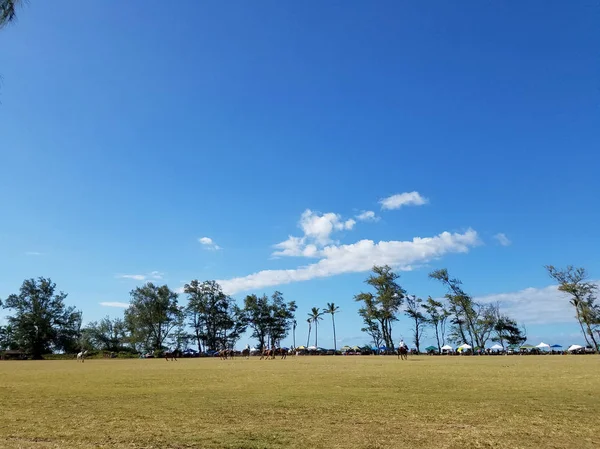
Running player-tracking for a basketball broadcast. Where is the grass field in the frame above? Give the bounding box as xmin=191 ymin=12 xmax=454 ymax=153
xmin=1 ymin=356 xmax=599 ymax=449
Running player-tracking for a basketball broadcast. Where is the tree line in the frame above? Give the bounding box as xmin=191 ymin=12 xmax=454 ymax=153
xmin=1 ymin=265 xmax=598 ymax=358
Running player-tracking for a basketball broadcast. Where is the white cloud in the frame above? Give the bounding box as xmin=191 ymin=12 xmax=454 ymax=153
xmin=220 ymin=228 xmax=479 ymax=294
xmin=116 ymin=271 xmax=164 ymax=282
xmin=272 ymin=236 xmax=320 ymax=258
xmin=379 ymin=191 xmax=428 ymax=210
xmin=273 ymin=209 xmax=359 ymax=258
xmin=117 ymin=274 xmax=146 ymax=281
xmin=356 ymin=211 xmax=379 ymax=222
xmin=198 ymin=236 xmax=221 ymax=250
xmin=299 ymin=209 xmax=355 ymax=245
xmin=493 ymin=233 xmax=511 ymax=246
xmin=25 ymin=251 xmax=43 ymax=256
xmin=475 ymin=283 xmax=600 ymax=325
xmin=99 ymin=302 xmax=129 ymax=308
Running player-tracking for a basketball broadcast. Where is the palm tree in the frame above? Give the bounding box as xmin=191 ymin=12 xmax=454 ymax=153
xmin=1 ymin=0 xmax=22 ymax=29
xmin=308 ymin=307 xmax=323 ymax=347
xmin=325 ymin=303 xmax=340 ymax=352
xmin=292 ymin=319 xmax=297 ymax=348
xmin=306 ymin=318 xmax=312 ymax=347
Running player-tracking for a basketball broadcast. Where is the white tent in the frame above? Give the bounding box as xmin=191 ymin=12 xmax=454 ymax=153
xmin=458 ymin=344 xmax=472 ymax=350
xmin=536 ymin=342 xmax=550 ymax=350
xmin=249 ymin=347 xmax=259 ymax=353
xmin=568 ymin=344 xmax=583 ymax=352
xmin=307 ymin=346 xmax=317 ymax=351
xmin=441 ymin=344 xmax=453 ymax=351
xmin=490 ymin=344 xmax=504 ymax=350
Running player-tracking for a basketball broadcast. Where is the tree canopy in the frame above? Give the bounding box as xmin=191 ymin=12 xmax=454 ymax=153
xmin=2 ymin=278 xmax=82 ymax=359
xmin=355 ymin=265 xmax=406 ymax=349
xmin=124 ymin=283 xmax=182 ymax=351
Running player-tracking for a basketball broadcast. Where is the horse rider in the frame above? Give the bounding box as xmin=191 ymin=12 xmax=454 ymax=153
xmin=399 ymin=339 xmax=408 ymax=350
xmin=245 ymin=343 xmax=250 ymax=358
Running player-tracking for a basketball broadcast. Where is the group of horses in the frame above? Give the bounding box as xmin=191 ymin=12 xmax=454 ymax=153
xmin=76 ymin=345 xmax=409 ymax=363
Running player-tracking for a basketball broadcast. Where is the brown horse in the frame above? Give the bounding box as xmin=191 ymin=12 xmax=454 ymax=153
xmin=397 ymin=345 xmax=408 ymax=360
xmin=275 ymin=348 xmax=288 ymax=359
xmin=260 ymin=348 xmax=274 ymax=360
xmin=165 ymin=350 xmax=178 ymax=361
xmin=219 ymin=349 xmax=234 ymax=360
xmin=241 ymin=348 xmax=250 ymax=359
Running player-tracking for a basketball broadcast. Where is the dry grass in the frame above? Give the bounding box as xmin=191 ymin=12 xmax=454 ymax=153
xmin=1 ymin=355 xmax=599 ymax=448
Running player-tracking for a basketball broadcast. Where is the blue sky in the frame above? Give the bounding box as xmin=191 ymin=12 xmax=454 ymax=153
xmin=1 ymin=1 xmax=599 ymax=349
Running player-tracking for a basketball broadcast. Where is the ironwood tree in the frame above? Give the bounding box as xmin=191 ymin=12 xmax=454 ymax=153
xmin=184 ymin=280 xmax=246 ymax=352
xmin=421 ymin=296 xmax=450 ymax=352
xmin=355 ymin=265 xmax=406 ymax=350
xmin=546 ymin=265 xmax=599 ymax=351
xmin=243 ymin=291 xmax=296 ymax=349
xmin=124 ymin=283 xmax=182 ymax=352
xmin=429 ymin=269 xmax=496 ymax=348
xmin=405 ymin=295 xmax=426 ymax=353
xmin=1 ymin=278 xmax=82 ymax=359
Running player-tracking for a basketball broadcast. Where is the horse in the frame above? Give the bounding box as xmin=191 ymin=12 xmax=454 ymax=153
xmin=275 ymin=347 xmax=288 ymax=359
xmin=241 ymin=348 xmax=250 ymax=359
xmin=397 ymin=345 xmax=408 ymax=360
xmin=77 ymin=350 xmax=88 ymax=362
xmin=165 ymin=350 xmax=178 ymax=361
xmin=219 ymin=349 xmax=234 ymax=360
xmin=260 ymin=348 xmax=275 ymax=360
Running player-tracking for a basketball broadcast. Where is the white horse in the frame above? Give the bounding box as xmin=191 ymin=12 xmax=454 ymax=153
xmin=77 ymin=350 xmax=88 ymax=362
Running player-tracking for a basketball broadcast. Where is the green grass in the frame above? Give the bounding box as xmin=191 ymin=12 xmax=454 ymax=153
xmin=1 ymin=355 xmax=599 ymax=448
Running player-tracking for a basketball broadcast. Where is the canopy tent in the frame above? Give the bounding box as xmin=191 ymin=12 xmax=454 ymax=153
xmin=441 ymin=345 xmax=453 ymax=351
xmin=425 ymin=346 xmax=438 ymax=351
xmin=490 ymin=344 xmax=504 ymax=350
xmin=458 ymin=344 xmax=472 ymax=350
xmin=568 ymin=344 xmax=583 ymax=352
xmin=296 ymin=346 xmax=306 ymax=350
xmin=249 ymin=347 xmax=260 ymax=353
xmin=520 ymin=344 xmax=535 ymax=349
xmin=351 ymin=345 xmax=361 ymax=351
xmin=307 ymin=346 xmax=317 ymax=351
xmin=536 ymin=342 xmax=550 ymax=349
xmin=550 ymin=344 xmax=562 ymax=348
xmin=341 ymin=346 xmax=351 ymax=351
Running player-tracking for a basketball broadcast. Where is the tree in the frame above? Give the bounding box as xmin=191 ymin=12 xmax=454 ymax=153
xmin=243 ymin=294 xmax=270 ymax=350
xmin=361 ymin=316 xmax=383 ymax=349
xmin=1 ymin=0 xmax=22 ymax=29
xmin=306 ymin=318 xmax=311 ymax=347
xmin=0 ymin=324 xmax=16 ymax=351
xmin=243 ymin=291 xmax=294 ymax=349
xmin=405 ymin=295 xmax=426 ymax=353
xmin=2 ymin=278 xmax=82 ymax=359
xmin=185 ymin=280 xmax=246 ymax=352
xmin=292 ymin=319 xmax=297 ymax=348
xmin=429 ymin=269 xmax=496 ymax=349
xmin=546 ymin=265 xmax=599 ymax=351
xmin=84 ymin=316 xmax=128 ymax=352
xmin=266 ymin=291 xmax=296 ymax=348
xmin=124 ymin=283 xmax=181 ymax=352
xmin=355 ymin=265 xmax=406 ymax=350
xmin=421 ymin=297 xmax=449 ymax=352
xmin=493 ymin=314 xmax=526 ymax=347
xmin=325 ymin=302 xmax=340 ymax=352
xmin=308 ymin=307 xmax=323 ymax=347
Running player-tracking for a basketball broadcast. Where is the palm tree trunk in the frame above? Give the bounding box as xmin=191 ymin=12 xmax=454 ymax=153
xmin=332 ymin=314 xmax=337 ymax=353
xmin=315 ymin=322 xmax=318 ymax=347
xmin=307 ymin=324 xmax=311 ymax=347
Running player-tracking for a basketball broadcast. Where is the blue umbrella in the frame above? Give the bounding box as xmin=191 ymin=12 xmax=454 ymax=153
xmin=550 ymin=344 xmax=562 ymax=348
